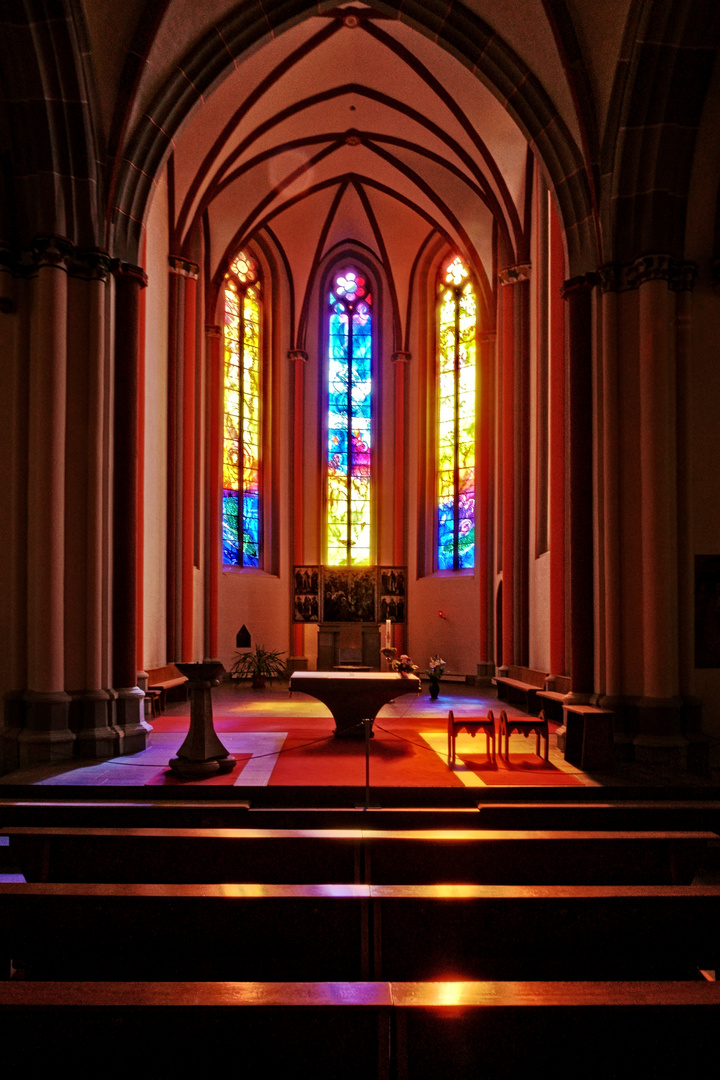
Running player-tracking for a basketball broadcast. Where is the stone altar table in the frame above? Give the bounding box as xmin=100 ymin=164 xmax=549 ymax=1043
xmin=289 ymin=670 xmax=421 ymax=737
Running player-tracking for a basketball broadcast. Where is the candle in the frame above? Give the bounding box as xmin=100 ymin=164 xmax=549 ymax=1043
xmin=385 ymin=618 xmax=392 ymax=648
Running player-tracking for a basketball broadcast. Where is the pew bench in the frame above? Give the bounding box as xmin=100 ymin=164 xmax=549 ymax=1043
xmin=0 ymin=980 xmax=718 ymax=1078
xmin=1 ymin=826 xmax=715 ymax=885
xmin=2 ymin=881 xmax=719 ymax=982
xmin=536 ymin=674 xmax=572 ymax=720
xmin=493 ymin=666 xmax=547 ymax=714
xmin=145 ymin=664 xmax=189 ymax=711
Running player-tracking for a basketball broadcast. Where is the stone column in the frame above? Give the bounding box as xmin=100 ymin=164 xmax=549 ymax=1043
xmin=498 ymin=265 xmax=531 ymax=668
xmin=499 ymin=274 xmax=515 ymax=670
xmin=548 ymin=203 xmax=566 ymax=677
xmin=71 ymin=251 xmax=117 ymax=757
xmin=477 ymin=331 xmax=496 ymax=681
xmin=112 ymin=261 xmax=150 ymax=750
xmin=633 ymin=256 xmax=693 ymax=762
xmin=205 ymin=324 xmax=222 ymax=659
xmin=561 ymin=274 xmax=595 ymax=700
xmin=181 ymin=265 xmax=198 ymax=662
xmin=21 ymin=238 xmax=74 ymax=764
xmin=289 ymin=349 xmax=308 ymax=659
xmin=596 ymin=270 xmax=623 ymax=708
xmin=391 ymin=350 xmax=410 ymax=656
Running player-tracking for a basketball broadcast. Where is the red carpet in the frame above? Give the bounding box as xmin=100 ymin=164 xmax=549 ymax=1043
xmin=143 ymin=711 xmax=583 ymax=787
xmin=268 ymin=729 xmax=465 ymax=787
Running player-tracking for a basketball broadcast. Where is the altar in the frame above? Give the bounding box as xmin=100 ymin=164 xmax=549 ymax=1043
xmin=289 ymin=670 xmax=421 ymax=737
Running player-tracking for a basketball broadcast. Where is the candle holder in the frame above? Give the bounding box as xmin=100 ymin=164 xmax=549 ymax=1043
xmin=380 ymin=646 xmax=397 ymax=671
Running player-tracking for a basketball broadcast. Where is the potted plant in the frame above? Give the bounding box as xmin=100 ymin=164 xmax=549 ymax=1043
xmin=425 ymin=655 xmax=446 ymax=700
xmin=230 ymin=645 xmax=286 ymax=689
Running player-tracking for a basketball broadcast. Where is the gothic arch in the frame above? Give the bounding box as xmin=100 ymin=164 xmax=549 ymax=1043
xmin=110 ymin=1 xmax=596 ymax=274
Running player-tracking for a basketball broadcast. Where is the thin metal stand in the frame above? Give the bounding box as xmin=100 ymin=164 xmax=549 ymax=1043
xmin=357 ymin=717 xmax=379 ymax=810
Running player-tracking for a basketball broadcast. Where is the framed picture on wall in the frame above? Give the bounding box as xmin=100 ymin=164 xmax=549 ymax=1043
xmin=379 ymin=567 xmax=406 ymax=623
xmin=293 ymin=565 xmax=320 ymax=622
xmin=322 ymin=567 xmax=377 ymax=622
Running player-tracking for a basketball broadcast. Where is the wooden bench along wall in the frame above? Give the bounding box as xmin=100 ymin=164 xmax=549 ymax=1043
xmin=493 ymin=666 xmax=547 ymax=714
xmin=145 ymin=664 xmax=189 ymax=707
xmin=536 ymin=674 xmax=572 ymax=720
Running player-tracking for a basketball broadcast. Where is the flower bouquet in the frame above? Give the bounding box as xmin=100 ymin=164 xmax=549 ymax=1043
xmin=425 ymin=654 xmax=446 ymax=700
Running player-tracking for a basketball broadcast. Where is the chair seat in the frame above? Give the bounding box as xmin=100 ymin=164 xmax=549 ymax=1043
xmin=447 ymin=709 xmax=496 ymax=766
xmin=499 ymin=708 xmax=549 ymax=763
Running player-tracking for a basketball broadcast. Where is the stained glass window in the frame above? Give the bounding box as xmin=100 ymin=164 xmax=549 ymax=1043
xmin=326 ymin=268 xmax=372 ymax=566
xmin=437 ymin=255 xmax=476 ymax=570
xmin=222 ymin=251 xmax=261 ymax=567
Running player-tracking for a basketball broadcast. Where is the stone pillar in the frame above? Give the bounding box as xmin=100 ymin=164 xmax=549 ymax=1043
xmin=289 ymin=349 xmax=308 ymax=659
xmin=477 ymin=331 xmax=496 ymax=681
xmin=112 ymin=261 xmax=150 ymax=750
xmin=391 ymin=350 xmax=410 ymax=656
xmin=561 ymin=275 xmax=595 ymax=700
xmin=181 ymin=265 xmax=198 ymax=662
xmin=596 ymin=270 xmax=623 ymax=709
xmin=21 ymin=238 xmax=74 ymax=764
xmin=71 ymin=251 xmax=117 ymax=757
xmin=632 ymin=257 xmax=694 ymax=762
xmin=548 ymin=201 xmax=566 ymax=677
xmin=167 ymin=256 xmax=199 ymax=662
xmin=205 ymin=324 xmax=222 ymax=659
xmin=498 ymin=265 xmax=531 ymax=668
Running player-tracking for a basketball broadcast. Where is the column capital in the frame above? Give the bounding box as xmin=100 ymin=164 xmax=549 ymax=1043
xmin=68 ymin=248 xmax=112 ymax=282
xmin=168 ymin=255 xmax=199 ymax=278
xmin=32 ymin=234 xmax=75 ymax=272
xmin=499 ymin=263 xmax=531 ymax=285
xmin=288 ymin=348 xmax=308 ymax=363
xmin=205 ymin=324 xmax=222 ymax=339
xmin=597 ymin=255 xmax=697 ymax=293
xmin=112 ymin=260 xmax=148 ymax=288
xmin=391 ymin=350 xmax=411 ymax=363
xmin=560 ymin=272 xmax=599 ymax=298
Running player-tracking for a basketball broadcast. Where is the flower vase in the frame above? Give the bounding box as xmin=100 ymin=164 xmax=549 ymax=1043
xmin=429 ymin=675 xmax=440 ymax=701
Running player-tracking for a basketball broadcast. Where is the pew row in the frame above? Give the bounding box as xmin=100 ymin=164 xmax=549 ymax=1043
xmin=0 ymin=980 xmax=718 ymax=1078
xmin=1 ymin=882 xmax=719 ymax=982
xmin=2 ymin=826 xmax=715 ymax=884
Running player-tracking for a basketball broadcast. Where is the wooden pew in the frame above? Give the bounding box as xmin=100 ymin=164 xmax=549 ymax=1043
xmin=2 ymin=882 xmax=719 ymax=982
xmin=1 ymin=826 xmax=715 ymax=885
xmin=536 ymin=674 xmax=572 ymax=720
xmin=493 ymin=666 xmax=547 ymax=714
xmin=0 ymin=980 xmax=718 ymax=1077
xmin=145 ymin=663 xmax=189 ymax=710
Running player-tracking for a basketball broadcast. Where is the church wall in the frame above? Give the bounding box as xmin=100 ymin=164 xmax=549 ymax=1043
xmin=141 ymin=172 xmax=170 ymax=670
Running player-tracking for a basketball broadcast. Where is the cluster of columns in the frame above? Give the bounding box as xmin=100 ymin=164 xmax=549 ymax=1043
xmin=0 ymin=238 xmax=150 ymax=769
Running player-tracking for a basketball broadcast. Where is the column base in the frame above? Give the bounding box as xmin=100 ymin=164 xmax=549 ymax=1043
xmin=18 ymin=690 xmax=74 ymax=767
xmin=0 ymin=691 xmax=25 ymax=774
xmin=70 ymin=690 xmax=120 ymax=759
xmin=113 ymin=686 xmax=151 ymax=755
xmin=475 ymin=661 xmax=495 ymax=687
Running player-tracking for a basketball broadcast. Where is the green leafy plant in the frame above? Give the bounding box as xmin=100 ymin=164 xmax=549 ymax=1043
xmin=230 ymin=645 xmax=286 ymax=687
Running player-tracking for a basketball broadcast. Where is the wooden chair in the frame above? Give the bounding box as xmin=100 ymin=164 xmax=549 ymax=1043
xmin=447 ymin=709 xmax=496 ymax=767
xmin=499 ymin=708 xmax=549 ymax=763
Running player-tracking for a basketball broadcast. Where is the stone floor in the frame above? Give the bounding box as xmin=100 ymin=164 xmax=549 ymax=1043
xmin=1 ymin=680 xmax=717 ymax=791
